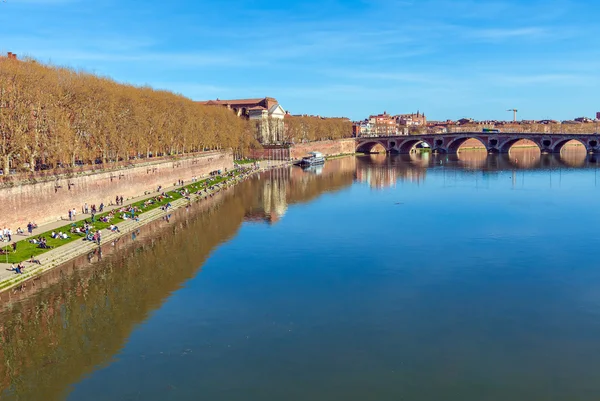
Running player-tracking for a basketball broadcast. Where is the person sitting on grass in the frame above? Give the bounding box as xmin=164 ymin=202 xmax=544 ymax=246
xmin=11 ymin=242 xmax=16 ymax=253
xmin=38 ymin=238 xmax=50 ymax=249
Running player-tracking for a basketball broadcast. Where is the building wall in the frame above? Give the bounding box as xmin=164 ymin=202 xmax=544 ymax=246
xmin=0 ymin=151 xmax=233 ymax=230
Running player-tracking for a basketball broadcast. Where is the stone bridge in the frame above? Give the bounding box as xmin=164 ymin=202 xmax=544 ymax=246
xmin=355 ymin=133 xmax=600 ymax=154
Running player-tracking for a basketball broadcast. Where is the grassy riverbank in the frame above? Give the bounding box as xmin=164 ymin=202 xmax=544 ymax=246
xmin=235 ymin=159 xmax=258 ymax=165
xmin=326 ymin=153 xmax=356 ymax=160
xmin=1 ymin=173 xmax=237 ymax=264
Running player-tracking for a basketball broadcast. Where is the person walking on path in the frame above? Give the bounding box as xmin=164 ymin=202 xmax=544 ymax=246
xmin=99 ymin=203 xmax=104 ymax=212
xmin=96 ymin=230 xmax=102 ymax=245
xmin=68 ymin=209 xmax=73 ymax=221
xmin=27 ymin=222 xmax=33 ymax=235
xmin=84 ymin=203 xmax=89 ymax=214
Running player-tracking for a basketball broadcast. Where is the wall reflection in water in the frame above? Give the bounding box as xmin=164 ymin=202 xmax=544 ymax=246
xmin=0 ymin=158 xmax=355 ymax=401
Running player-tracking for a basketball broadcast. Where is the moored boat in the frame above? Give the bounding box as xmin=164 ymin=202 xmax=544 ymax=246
xmin=298 ymin=152 xmax=325 ymax=166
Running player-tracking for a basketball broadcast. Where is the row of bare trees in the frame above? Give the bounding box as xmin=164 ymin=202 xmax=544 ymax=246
xmin=284 ymin=116 xmax=352 ymax=143
xmin=0 ymin=57 xmax=257 ymax=173
xmin=0 ymin=57 xmax=355 ymax=174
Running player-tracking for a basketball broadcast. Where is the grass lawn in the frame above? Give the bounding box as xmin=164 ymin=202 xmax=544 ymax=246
xmin=0 ymin=172 xmax=238 ymax=264
xmin=235 ymin=159 xmax=258 ymax=165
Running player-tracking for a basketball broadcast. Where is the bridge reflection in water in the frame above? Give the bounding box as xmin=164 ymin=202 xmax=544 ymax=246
xmin=354 ymin=147 xmax=599 ymax=189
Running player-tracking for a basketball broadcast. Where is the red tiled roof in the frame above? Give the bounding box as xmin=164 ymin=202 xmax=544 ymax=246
xmin=196 ymin=97 xmax=277 ymax=106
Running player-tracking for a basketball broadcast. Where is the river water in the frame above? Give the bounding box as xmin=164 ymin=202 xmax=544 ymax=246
xmin=3 ymin=148 xmax=600 ymax=400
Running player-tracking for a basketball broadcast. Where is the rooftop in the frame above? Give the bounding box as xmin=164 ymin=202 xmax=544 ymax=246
xmin=196 ymin=97 xmax=277 ymax=106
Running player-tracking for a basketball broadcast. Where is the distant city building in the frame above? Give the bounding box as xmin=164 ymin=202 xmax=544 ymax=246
xmin=197 ymin=97 xmax=286 ymax=144
xmin=353 ymin=120 xmax=375 ymax=136
xmin=396 ymin=111 xmax=427 ymax=126
xmin=596 ymin=112 xmax=600 ymax=120
xmin=368 ymin=112 xmax=397 ymax=136
xmin=1 ymin=52 xmax=18 ymax=60
xmin=575 ymin=116 xmax=594 ymax=123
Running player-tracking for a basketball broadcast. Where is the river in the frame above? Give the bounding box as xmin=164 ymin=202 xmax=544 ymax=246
xmin=2 ymin=148 xmax=600 ymax=400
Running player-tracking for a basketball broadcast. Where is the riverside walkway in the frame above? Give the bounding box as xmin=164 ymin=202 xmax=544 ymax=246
xmin=0 ymin=160 xmax=289 ymax=292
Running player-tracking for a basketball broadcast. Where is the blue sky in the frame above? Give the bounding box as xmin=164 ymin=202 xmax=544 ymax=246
xmin=1 ymin=0 xmax=599 ymax=121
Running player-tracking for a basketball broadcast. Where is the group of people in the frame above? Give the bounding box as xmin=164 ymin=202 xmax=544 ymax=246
xmin=2 ymin=222 xmax=40 ymax=250
xmin=66 ymin=220 xmax=103 ymax=244
xmin=69 ymin=197 xmax=125 ymax=223
xmin=82 ymin=203 xmax=104 ymax=214
xmin=29 ymin=236 xmax=51 ymax=249
xmin=3 ymin=168 xmax=260 ymax=274
xmin=51 ymin=230 xmax=70 ymax=240
xmin=0 ymin=227 xmax=13 ymax=242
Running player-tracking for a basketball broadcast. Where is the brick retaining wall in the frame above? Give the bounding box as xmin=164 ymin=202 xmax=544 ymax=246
xmin=289 ymin=139 xmax=355 ymax=159
xmin=0 ymin=151 xmax=233 ymax=229
xmin=248 ymin=139 xmax=356 ymax=160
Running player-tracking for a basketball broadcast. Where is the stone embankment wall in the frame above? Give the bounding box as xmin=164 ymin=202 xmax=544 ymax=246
xmin=249 ymin=139 xmax=356 ymax=160
xmin=0 ymin=151 xmax=233 ymax=229
xmin=289 ymin=139 xmax=355 ymax=159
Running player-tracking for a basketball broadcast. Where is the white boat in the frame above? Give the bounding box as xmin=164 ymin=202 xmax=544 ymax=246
xmin=299 ymin=152 xmax=325 ymax=166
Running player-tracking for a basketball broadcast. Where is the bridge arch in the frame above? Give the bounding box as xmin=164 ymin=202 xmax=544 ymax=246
xmin=499 ymin=138 xmax=543 ymax=153
xmin=553 ymin=138 xmax=589 ymax=154
xmin=356 ymin=141 xmax=388 ymax=153
xmin=446 ymin=137 xmax=487 ymax=153
xmin=396 ymin=138 xmax=434 ymax=154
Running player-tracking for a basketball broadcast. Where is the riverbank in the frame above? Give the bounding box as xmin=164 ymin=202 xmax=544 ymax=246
xmin=326 ymin=153 xmax=357 ymax=160
xmin=0 ymin=159 xmax=292 ymax=294
xmin=0 ymin=151 xmax=233 ymax=230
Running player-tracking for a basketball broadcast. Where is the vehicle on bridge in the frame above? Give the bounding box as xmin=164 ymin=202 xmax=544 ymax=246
xmin=482 ymin=128 xmax=500 ymax=133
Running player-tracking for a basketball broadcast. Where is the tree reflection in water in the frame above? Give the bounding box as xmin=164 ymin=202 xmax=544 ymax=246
xmin=0 ymin=159 xmax=355 ymax=401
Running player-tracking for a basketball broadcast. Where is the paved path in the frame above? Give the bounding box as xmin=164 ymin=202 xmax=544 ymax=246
xmin=0 ymin=161 xmax=291 ymax=291
xmin=0 ymin=178 xmax=204 ymax=244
